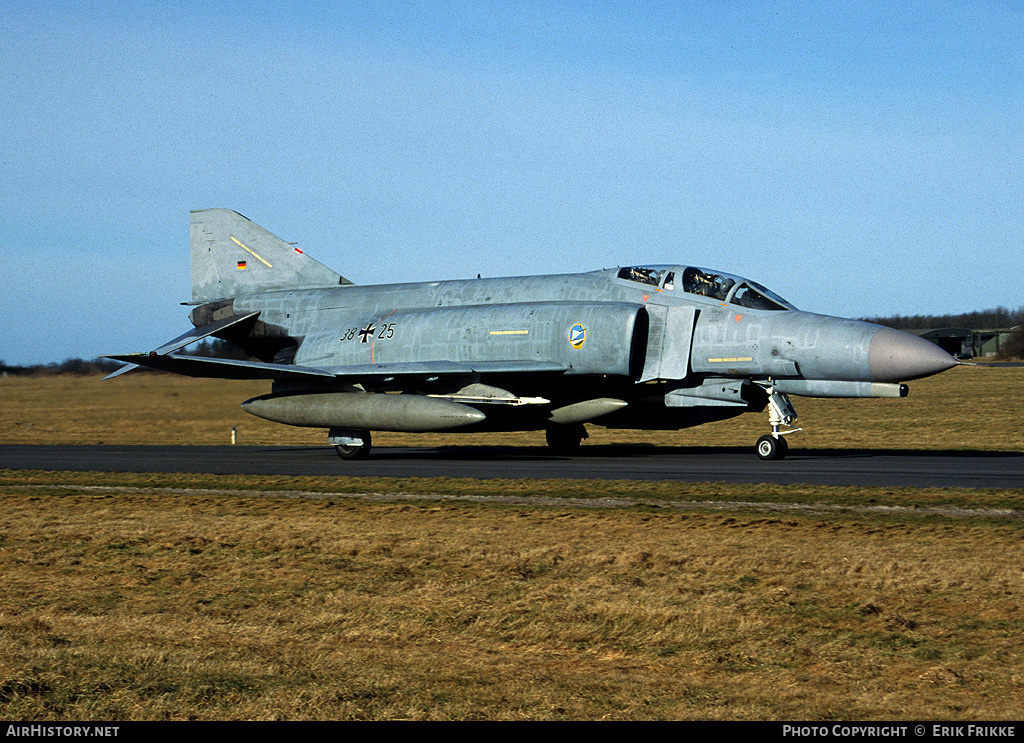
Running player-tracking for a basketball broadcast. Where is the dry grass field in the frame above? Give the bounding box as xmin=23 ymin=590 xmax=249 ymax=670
xmin=0 ymin=366 xmax=1022 ymax=720
xmin=1 ymin=476 xmax=1023 ymax=721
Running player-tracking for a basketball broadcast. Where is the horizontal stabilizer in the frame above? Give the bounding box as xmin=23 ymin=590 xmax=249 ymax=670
xmin=104 ymin=353 xmax=337 ymax=380
xmin=102 ymin=312 xmax=261 ymax=380
xmin=102 ymin=361 xmax=141 ymax=380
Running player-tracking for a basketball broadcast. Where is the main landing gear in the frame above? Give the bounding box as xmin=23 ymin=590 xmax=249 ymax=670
xmin=330 ymin=428 xmax=372 ymax=460
xmin=546 ymin=423 xmax=588 ymax=454
xmin=755 ymin=389 xmax=801 ymax=461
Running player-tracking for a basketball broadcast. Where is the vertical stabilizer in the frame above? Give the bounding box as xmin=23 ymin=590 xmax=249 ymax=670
xmin=190 ymin=209 xmax=352 ymax=302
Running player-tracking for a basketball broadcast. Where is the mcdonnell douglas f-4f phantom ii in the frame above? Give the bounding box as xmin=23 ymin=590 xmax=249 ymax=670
xmin=107 ymin=209 xmax=958 ymax=460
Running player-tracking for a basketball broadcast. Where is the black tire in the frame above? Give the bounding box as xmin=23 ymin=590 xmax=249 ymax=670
xmin=756 ymin=434 xmax=787 ymax=461
xmin=546 ymin=424 xmax=585 ymax=455
xmin=334 ymin=431 xmax=372 ymax=460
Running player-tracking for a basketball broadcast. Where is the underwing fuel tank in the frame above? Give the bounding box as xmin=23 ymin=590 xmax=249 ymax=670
xmin=241 ymin=392 xmax=486 ymax=432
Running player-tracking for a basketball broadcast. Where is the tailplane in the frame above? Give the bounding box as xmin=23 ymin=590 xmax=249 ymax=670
xmin=190 ymin=209 xmax=353 ymax=302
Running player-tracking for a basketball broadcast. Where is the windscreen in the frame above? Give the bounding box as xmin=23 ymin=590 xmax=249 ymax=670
xmin=681 ymin=267 xmax=795 ymax=310
xmin=681 ymin=267 xmax=738 ymax=301
xmin=729 ymin=281 xmax=794 ymax=311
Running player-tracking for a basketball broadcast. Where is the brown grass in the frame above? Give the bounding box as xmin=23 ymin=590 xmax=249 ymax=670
xmin=1 ymin=482 xmax=1023 ymax=720
xmin=1 ymin=365 xmax=1021 ymax=451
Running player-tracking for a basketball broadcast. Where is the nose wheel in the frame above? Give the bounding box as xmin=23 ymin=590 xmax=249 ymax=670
xmin=756 ymin=434 xmax=788 ymax=460
xmin=755 ymin=389 xmax=801 ymax=460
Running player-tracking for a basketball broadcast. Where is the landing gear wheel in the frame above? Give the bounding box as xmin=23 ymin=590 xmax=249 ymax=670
xmin=546 ymin=423 xmax=586 ymax=455
xmin=332 ymin=430 xmax=372 ymax=460
xmin=756 ymin=434 xmax=788 ymax=461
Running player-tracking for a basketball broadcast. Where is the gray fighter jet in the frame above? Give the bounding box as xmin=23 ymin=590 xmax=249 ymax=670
xmin=106 ymin=209 xmax=958 ymax=460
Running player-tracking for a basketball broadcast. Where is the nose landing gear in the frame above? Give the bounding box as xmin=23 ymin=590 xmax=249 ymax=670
xmin=755 ymin=389 xmax=801 ymax=460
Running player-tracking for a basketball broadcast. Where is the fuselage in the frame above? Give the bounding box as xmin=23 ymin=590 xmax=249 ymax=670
xmin=221 ymin=264 xmax=954 ymax=392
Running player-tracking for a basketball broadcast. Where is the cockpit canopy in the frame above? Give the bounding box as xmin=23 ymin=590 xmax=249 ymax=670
xmin=615 ymin=265 xmax=795 ymax=311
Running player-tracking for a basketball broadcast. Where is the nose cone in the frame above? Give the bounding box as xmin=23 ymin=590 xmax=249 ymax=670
xmin=868 ymin=326 xmax=958 ymax=382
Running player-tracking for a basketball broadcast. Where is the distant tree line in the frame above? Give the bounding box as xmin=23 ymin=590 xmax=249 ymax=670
xmin=0 ymin=357 xmax=124 ymax=376
xmin=861 ymin=306 xmax=1024 ymax=332
xmin=1001 ymin=330 xmax=1024 ymax=359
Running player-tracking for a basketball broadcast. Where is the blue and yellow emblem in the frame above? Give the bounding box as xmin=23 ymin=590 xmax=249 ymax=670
xmin=569 ymin=323 xmax=586 ymax=349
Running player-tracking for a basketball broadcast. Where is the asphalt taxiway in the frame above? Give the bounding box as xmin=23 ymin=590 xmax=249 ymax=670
xmin=1 ymin=444 xmax=1022 ymax=489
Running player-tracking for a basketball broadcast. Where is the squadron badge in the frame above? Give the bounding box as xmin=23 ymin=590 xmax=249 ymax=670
xmin=569 ymin=323 xmax=586 ymax=349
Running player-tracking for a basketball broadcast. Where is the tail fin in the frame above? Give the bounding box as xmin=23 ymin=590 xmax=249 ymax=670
xmin=189 ymin=209 xmax=353 ymax=302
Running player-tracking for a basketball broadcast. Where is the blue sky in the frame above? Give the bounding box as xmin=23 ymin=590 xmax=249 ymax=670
xmin=2 ymin=0 xmax=1022 ymax=365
